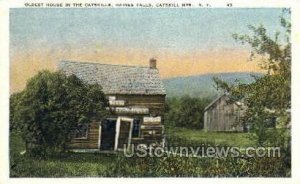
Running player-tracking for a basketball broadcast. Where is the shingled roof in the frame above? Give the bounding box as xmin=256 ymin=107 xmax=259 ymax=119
xmin=59 ymin=60 xmax=166 ymax=95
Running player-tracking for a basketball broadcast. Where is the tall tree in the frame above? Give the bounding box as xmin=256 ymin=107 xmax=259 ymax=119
xmin=214 ymin=10 xmax=291 ymax=146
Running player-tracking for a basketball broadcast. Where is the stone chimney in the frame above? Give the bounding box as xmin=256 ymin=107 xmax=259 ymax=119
xmin=149 ymin=58 xmax=157 ymax=69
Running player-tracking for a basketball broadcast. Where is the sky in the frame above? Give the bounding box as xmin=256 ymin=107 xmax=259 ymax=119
xmin=10 ymin=8 xmax=287 ymax=92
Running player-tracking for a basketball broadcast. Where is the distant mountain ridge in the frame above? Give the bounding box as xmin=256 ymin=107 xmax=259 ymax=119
xmin=163 ymin=72 xmax=263 ymax=99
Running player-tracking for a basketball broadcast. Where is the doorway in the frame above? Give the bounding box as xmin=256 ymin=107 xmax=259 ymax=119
xmin=99 ymin=117 xmax=133 ymax=151
xmin=100 ymin=119 xmax=116 ymax=150
xmin=116 ymin=118 xmax=133 ymax=150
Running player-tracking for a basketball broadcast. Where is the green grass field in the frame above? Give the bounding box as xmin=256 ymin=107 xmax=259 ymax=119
xmin=10 ymin=129 xmax=289 ymax=177
xmin=10 ymin=132 xmax=113 ymax=177
xmin=168 ymin=127 xmax=255 ymax=148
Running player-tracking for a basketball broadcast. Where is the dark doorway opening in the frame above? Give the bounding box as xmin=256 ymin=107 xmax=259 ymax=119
xmin=132 ymin=119 xmax=141 ymax=138
xmin=100 ymin=119 xmax=116 ymax=150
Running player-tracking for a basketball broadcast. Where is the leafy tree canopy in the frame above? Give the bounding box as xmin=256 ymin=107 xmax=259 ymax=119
xmin=10 ymin=70 xmax=108 ymax=155
xmin=213 ymin=10 xmax=291 ymax=146
xmin=165 ymin=96 xmax=210 ymax=129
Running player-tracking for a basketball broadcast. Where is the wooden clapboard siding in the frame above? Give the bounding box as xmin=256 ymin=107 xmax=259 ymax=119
xmin=204 ymin=95 xmax=244 ymax=132
xmin=68 ymin=121 xmax=99 ymax=149
xmin=140 ymin=124 xmax=163 ymax=144
xmin=69 ymin=93 xmax=166 ymax=150
xmin=112 ymin=94 xmax=165 ymax=145
xmin=114 ymin=94 xmax=165 ymax=102
xmin=114 ymin=94 xmax=165 ymax=116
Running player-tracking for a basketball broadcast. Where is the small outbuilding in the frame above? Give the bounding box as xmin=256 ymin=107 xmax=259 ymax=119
xmin=203 ymin=94 xmax=246 ymax=132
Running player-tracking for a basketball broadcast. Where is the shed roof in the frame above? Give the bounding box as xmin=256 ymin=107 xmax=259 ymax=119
xmin=204 ymin=94 xmax=227 ymax=111
xmin=204 ymin=94 xmax=242 ymax=111
xmin=59 ymin=60 xmax=166 ymax=95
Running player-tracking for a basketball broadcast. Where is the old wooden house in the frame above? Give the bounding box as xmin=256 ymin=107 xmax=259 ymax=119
xmin=59 ymin=59 xmax=166 ymax=151
xmin=203 ymin=94 xmax=246 ymax=132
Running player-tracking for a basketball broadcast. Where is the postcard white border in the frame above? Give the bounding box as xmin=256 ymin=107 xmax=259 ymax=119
xmin=1 ymin=0 xmax=300 ymax=184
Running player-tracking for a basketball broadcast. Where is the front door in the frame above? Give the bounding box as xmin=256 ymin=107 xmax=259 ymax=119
xmin=115 ymin=117 xmax=133 ymax=150
xmin=117 ymin=119 xmax=132 ymax=149
xmin=100 ymin=119 xmax=116 ymax=150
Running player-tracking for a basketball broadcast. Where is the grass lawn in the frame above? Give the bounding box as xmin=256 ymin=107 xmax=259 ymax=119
xmin=10 ymin=130 xmax=289 ymax=177
xmin=167 ymin=127 xmax=256 ymax=148
xmin=10 ymin=132 xmax=115 ymax=177
xmin=11 ymin=153 xmax=113 ymax=177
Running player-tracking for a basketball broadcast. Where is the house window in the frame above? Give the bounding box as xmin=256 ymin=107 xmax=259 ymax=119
xmin=74 ymin=124 xmax=89 ymax=139
xmin=132 ymin=119 xmax=141 ymax=138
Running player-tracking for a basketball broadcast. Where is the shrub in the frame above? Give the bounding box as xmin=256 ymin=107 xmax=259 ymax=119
xmin=10 ymin=70 xmax=108 ymax=156
xmin=165 ymin=96 xmax=210 ymax=129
